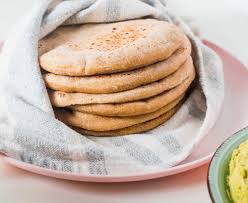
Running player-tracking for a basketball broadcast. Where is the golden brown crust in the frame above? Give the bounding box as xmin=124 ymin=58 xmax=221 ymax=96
xmin=69 ymin=67 xmax=195 ymax=117
xmin=49 ymin=57 xmax=194 ymax=107
xmin=73 ymin=105 xmax=179 ymax=136
xmin=55 ymin=96 xmax=183 ymax=132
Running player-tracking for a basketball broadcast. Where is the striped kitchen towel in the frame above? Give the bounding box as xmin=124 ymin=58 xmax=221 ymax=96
xmin=0 ymin=0 xmax=224 ymax=175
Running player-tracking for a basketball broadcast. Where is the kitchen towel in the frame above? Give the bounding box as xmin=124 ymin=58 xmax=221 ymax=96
xmin=0 ymin=0 xmax=224 ymax=175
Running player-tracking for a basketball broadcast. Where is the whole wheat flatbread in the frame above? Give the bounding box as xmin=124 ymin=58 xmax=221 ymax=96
xmin=70 ymin=68 xmax=195 ymax=117
xmin=55 ymin=96 xmax=182 ymax=131
xmin=74 ymin=105 xmax=179 ymax=136
xmin=49 ymin=57 xmax=194 ymax=107
xmin=39 ymin=19 xmax=187 ymax=76
xmin=43 ymin=37 xmax=191 ymax=94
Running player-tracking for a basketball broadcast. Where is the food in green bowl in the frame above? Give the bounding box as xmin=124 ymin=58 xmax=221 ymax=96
xmin=228 ymin=140 xmax=248 ymax=203
xmin=208 ymin=127 xmax=248 ymax=203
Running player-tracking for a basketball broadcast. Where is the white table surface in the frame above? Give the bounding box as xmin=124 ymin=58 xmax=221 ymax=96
xmin=0 ymin=1 xmax=247 ymax=203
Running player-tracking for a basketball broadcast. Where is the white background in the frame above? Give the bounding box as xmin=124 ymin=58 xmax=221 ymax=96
xmin=0 ymin=0 xmax=247 ymax=66
xmin=0 ymin=0 xmax=247 ymax=202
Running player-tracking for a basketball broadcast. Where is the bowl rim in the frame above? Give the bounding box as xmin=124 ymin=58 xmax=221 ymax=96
xmin=207 ymin=126 xmax=248 ymax=203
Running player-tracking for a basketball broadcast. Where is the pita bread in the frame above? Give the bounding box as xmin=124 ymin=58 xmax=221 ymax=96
xmin=39 ymin=19 xmax=186 ymax=76
xmin=43 ymin=37 xmax=191 ymax=94
xmin=49 ymin=57 xmax=194 ymax=107
xmin=74 ymin=105 xmax=179 ymax=136
xmin=55 ymin=96 xmax=182 ymax=131
xmin=70 ymin=68 xmax=195 ymax=117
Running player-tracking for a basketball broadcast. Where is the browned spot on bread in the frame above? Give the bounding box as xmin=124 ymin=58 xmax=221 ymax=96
xmin=87 ymin=25 xmax=149 ymax=51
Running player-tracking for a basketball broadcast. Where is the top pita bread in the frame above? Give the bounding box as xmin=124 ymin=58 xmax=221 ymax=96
xmin=39 ymin=19 xmax=186 ymax=76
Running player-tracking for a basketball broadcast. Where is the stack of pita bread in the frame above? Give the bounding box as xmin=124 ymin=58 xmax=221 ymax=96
xmin=39 ymin=19 xmax=195 ymax=136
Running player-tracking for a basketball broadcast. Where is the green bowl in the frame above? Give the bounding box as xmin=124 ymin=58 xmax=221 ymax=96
xmin=208 ymin=127 xmax=248 ymax=203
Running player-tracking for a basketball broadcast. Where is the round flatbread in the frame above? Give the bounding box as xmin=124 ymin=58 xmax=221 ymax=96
xmin=43 ymin=37 xmax=191 ymax=94
xmin=39 ymin=19 xmax=187 ymax=76
xmin=49 ymin=57 xmax=194 ymax=107
xmin=74 ymin=105 xmax=179 ymax=136
xmin=55 ymin=95 xmax=182 ymax=132
xmin=69 ymin=69 xmax=195 ymax=117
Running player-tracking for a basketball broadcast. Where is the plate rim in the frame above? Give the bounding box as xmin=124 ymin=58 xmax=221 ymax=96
xmin=3 ymin=153 xmax=212 ymax=182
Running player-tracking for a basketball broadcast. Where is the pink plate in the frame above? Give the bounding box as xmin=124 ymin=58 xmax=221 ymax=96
xmin=3 ymin=40 xmax=248 ymax=182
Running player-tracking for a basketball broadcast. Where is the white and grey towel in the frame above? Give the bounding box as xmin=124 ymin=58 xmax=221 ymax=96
xmin=0 ymin=0 xmax=224 ymax=175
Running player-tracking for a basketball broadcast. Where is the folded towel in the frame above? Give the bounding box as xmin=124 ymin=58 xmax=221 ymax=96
xmin=0 ymin=0 xmax=224 ymax=175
